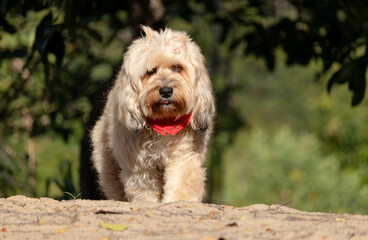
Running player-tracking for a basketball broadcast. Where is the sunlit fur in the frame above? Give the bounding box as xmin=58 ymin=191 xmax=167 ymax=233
xmin=91 ymin=26 xmax=215 ymax=202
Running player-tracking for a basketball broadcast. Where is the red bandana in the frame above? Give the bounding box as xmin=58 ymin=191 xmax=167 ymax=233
xmin=146 ymin=113 xmax=192 ymax=136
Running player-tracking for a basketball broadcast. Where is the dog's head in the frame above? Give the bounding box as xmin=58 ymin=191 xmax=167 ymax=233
xmin=115 ymin=26 xmax=215 ymax=133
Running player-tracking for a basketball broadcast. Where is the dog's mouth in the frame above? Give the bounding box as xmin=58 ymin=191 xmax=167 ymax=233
xmin=149 ymin=98 xmax=186 ymax=120
xmin=161 ymin=100 xmax=172 ymax=106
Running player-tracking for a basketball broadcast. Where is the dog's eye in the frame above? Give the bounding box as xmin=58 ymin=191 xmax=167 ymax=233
xmin=172 ymin=65 xmax=183 ymax=72
xmin=147 ymin=68 xmax=157 ymax=75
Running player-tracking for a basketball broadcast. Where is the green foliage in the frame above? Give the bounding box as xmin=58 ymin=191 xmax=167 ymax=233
xmin=45 ymin=160 xmax=79 ymax=200
xmin=0 ymin=135 xmax=35 ymax=197
xmin=223 ymin=53 xmax=368 ymax=213
xmin=224 ymin=127 xmax=368 ymax=214
xmin=64 ymin=192 xmax=81 ymax=200
xmin=227 ymin=0 xmax=368 ymax=105
xmin=1 ymin=0 xmax=128 ymax=197
xmin=34 ymin=135 xmax=79 ymax=197
xmin=1 ymin=0 xmax=368 ymax=214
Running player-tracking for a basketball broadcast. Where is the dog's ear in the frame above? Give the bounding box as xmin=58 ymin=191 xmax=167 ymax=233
xmin=115 ymin=68 xmax=144 ymax=133
xmin=190 ymin=65 xmax=215 ymax=133
xmin=114 ymin=27 xmax=157 ymax=133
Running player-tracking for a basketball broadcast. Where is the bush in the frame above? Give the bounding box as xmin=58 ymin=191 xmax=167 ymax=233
xmin=224 ymin=126 xmax=368 ymax=214
xmin=0 ymin=135 xmax=36 ymax=197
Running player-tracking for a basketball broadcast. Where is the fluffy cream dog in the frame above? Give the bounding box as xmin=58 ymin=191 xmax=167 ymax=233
xmin=91 ymin=26 xmax=215 ymax=202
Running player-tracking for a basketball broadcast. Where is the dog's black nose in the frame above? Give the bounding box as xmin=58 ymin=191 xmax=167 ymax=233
xmin=159 ymin=86 xmax=173 ymax=98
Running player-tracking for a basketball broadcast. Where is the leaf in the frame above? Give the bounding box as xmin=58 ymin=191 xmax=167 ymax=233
xmin=100 ymin=222 xmax=128 ymax=231
xmin=33 ymin=13 xmax=54 ymax=54
xmin=329 ymin=57 xmax=368 ymax=92
xmin=350 ymin=64 xmax=367 ymax=106
xmin=206 ymin=211 xmax=214 ymax=219
xmin=45 ymin=31 xmax=65 ymax=67
xmin=132 ymin=207 xmax=140 ymax=212
xmin=64 ymin=192 xmax=81 ymax=200
xmin=351 ymin=79 xmax=366 ymax=106
xmin=55 ymin=228 xmax=67 ymax=234
xmin=327 ymin=60 xmax=358 ymax=92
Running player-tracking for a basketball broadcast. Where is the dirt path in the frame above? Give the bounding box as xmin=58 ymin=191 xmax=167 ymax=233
xmin=1 ymin=195 xmax=368 ymax=239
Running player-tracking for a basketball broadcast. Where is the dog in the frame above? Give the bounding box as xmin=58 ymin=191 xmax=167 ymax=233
xmin=91 ymin=26 xmax=215 ymax=202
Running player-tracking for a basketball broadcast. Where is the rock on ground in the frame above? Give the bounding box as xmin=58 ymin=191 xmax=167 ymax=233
xmin=0 ymin=195 xmax=368 ymax=239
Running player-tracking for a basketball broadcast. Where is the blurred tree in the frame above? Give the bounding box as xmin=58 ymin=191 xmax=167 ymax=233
xmin=0 ymin=0 xmax=165 ymax=198
xmin=1 ymin=0 xmax=367 ymax=202
xmin=223 ymin=0 xmax=368 ymax=105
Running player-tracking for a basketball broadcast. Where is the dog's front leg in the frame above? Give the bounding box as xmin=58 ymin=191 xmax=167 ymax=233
xmin=120 ymin=168 xmax=163 ymax=202
xmin=162 ymin=155 xmax=206 ymax=203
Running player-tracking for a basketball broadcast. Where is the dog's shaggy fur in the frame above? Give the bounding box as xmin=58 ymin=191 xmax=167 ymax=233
xmin=91 ymin=26 xmax=215 ymax=202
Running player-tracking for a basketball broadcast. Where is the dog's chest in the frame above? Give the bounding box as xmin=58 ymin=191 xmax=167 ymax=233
xmin=140 ymin=135 xmax=175 ymax=167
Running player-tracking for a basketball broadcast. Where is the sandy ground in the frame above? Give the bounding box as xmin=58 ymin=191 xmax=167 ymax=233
xmin=1 ymin=195 xmax=368 ymax=239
